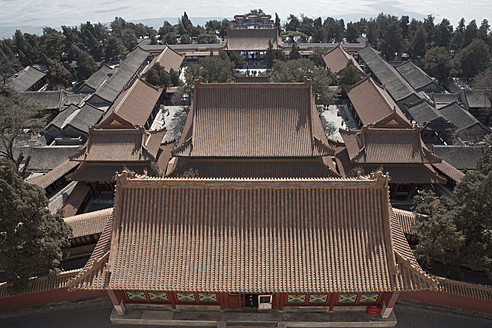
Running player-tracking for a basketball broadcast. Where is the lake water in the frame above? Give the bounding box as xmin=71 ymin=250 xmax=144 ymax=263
xmin=0 ymin=0 xmax=490 ymax=38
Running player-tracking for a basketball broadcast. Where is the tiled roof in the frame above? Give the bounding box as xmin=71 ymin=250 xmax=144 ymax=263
xmin=431 ymin=145 xmax=484 ymax=170
xmin=226 ymin=28 xmax=282 ymax=51
xmin=432 ymin=160 xmax=465 ymax=184
xmin=439 ymin=102 xmax=488 ymax=130
xmin=64 ymin=208 xmax=113 ymax=238
xmin=99 ymin=78 xmax=164 ymax=127
xmin=69 ymin=172 xmax=436 ymax=293
xmin=45 ymin=103 xmax=105 ymax=136
xmin=21 ymin=90 xmax=84 ymax=111
xmin=435 ymin=277 xmax=492 ymax=302
xmin=60 ymin=182 xmax=90 ymax=217
xmin=174 ymin=80 xmax=334 ymax=158
xmin=340 ymin=126 xmax=440 ymax=164
xmin=7 ymin=66 xmax=46 ymax=92
xmin=465 ymin=90 xmax=491 ymax=109
xmin=168 ymin=158 xmax=339 ymax=178
xmin=68 ymin=162 xmax=150 ymax=182
xmin=70 ymin=127 xmax=162 ymax=162
xmin=431 ymin=92 xmax=463 ymax=108
xmin=395 ymin=61 xmax=439 ymax=92
xmin=323 ymin=44 xmax=363 ymax=74
xmin=142 ymin=45 xmax=184 ymax=74
xmin=32 ymin=159 xmax=80 ymax=189
xmin=77 ymin=65 xmax=113 ymax=93
xmin=346 ymin=75 xmax=410 ymax=126
xmin=405 ymin=99 xmax=455 ymax=131
xmin=0 ymin=269 xmax=81 ymax=299
xmin=392 ymin=208 xmax=418 ymax=235
xmin=88 ymin=47 xmax=149 ymax=105
xmin=358 ymin=46 xmax=419 ymax=103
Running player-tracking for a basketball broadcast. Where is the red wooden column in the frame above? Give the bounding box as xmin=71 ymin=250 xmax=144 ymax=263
xmin=381 ymin=292 xmax=399 ymax=318
xmin=276 ymin=293 xmax=286 ymax=311
xmin=167 ymin=291 xmax=176 ymax=309
xmin=108 ymin=290 xmax=126 ymax=315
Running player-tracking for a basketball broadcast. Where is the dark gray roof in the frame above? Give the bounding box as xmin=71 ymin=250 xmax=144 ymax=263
xmin=431 ymin=145 xmax=484 ymax=170
xmin=438 ymin=102 xmax=483 ymax=130
xmin=25 ymin=145 xmax=81 ymax=173
xmin=45 ymin=103 xmax=104 ymax=136
xmin=395 ymin=61 xmax=440 ymax=92
xmin=64 ymin=103 xmax=105 ymax=134
xmin=7 ymin=66 xmax=46 ymax=92
xmin=21 ymin=90 xmax=84 ymax=111
xmin=77 ymin=65 xmax=113 ymax=93
xmin=88 ymin=47 xmax=149 ymax=104
xmin=465 ymin=90 xmax=491 ymax=109
xmin=46 ymin=104 xmax=79 ymax=131
xmin=358 ymin=46 xmax=419 ymax=103
xmin=405 ymin=100 xmax=455 ymax=131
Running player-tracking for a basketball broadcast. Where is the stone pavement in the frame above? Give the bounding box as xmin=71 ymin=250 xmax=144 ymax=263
xmin=111 ymin=305 xmax=397 ymax=327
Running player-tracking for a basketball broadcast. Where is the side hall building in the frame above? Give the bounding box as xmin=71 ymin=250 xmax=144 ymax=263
xmin=166 ymin=78 xmax=339 ymax=178
xmin=67 ymin=170 xmax=437 ymax=319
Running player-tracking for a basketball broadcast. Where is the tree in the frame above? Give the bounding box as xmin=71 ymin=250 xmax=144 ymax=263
xmin=184 ymin=55 xmax=235 ymax=89
xmin=377 ymin=19 xmax=403 ymax=61
xmin=434 ymin=19 xmax=453 ymax=48
xmin=338 ymin=61 xmax=362 ymax=86
xmin=409 ymin=25 xmax=427 ymax=59
xmin=0 ymin=48 xmax=19 ymax=85
xmin=43 ymin=55 xmax=72 ymax=89
xmin=289 ymin=43 xmax=301 ymax=60
xmin=144 ymin=63 xmax=171 ymax=87
xmin=265 ymin=40 xmax=274 ymax=68
xmin=463 ymin=19 xmax=478 ymax=47
xmin=345 ymin=23 xmax=359 ymax=43
xmin=423 ymin=47 xmax=452 ymax=86
xmin=478 ymin=19 xmax=490 ymax=42
xmin=104 ymin=36 xmax=127 ymax=62
xmin=456 ymin=39 xmax=491 ymax=79
xmin=39 ymin=28 xmax=65 ymax=61
xmin=0 ymin=86 xmax=47 ymax=173
xmin=274 ymin=13 xmax=281 ymax=30
xmin=270 ymin=58 xmax=338 ymax=104
xmin=412 ymin=190 xmax=464 ymax=269
xmin=71 ymin=45 xmax=97 ymax=81
xmin=0 ymin=160 xmax=71 ymax=294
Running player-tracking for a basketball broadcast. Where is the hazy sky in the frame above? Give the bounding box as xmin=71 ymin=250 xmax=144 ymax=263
xmin=0 ymin=0 xmax=490 ymax=30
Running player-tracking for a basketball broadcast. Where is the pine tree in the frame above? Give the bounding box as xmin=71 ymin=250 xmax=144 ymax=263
xmin=0 ymin=160 xmax=72 ymax=294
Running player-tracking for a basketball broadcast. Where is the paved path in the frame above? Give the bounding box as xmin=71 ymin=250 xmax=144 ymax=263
xmin=2 ymin=297 xmax=492 ymax=327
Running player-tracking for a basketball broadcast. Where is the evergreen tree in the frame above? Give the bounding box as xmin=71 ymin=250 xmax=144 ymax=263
xmin=289 ymin=43 xmax=301 ymax=60
xmin=265 ymin=40 xmax=274 ymax=68
xmin=71 ymin=45 xmax=97 ymax=81
xmin=423 ymin=47 xmax=452 ymax=86
xmin=456 ymin=39 xmax=491 ymax=79
xmin=338 ymin=61 xmax=362 ymax=86
xmin=104 ymin=36 xmax=127 ymax=62
xmin=345 ymin=23 xmax=359 ymax=43
xmin=434 ymin=19 xmax=453 ymax=49
xmin=463 ymin=19 xmax=479 ymax=47
xmin=0 ymin=160 xmax=72 ymax=293
xmin=409 ymin=25 xmax=427 ymax=59
xmin=43 ymin=55 xmax=72 ymax=89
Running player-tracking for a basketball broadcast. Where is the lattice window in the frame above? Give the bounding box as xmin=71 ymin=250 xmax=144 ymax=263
xmin=198 ymin=293 xmax=217 ymax=302
xmin=309 ymin=294 xmax=328 ymax=303
xmin=148 ymin=292 xmax=168 ymax=302
xmin=287 ymin=294 xmax=306 ymax=303
xmin=126 ymin=291 xmax=146 ymax=301
xmin=359 ymin=293 xmax=379 ymax=303
xmin=338 ymin=294 xmax=357 ymax=303
xmin=176 ymin=292 xmax=196 ymax=302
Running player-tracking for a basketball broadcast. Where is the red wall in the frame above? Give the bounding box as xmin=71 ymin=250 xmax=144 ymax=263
xmin=400 ymin=291 xmax=492 ymax=314
xmin=0 ymin=288 xmax=106 ymax=311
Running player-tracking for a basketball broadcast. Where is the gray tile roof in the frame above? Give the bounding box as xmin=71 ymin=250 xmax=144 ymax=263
xmin=88 ymin=47 xmax=149 ymax=105
xmin=45 ymin=103 xmax=104 ymax=136
xmin=77 ymin=65 xmax=113 ymax=93
xmin=395 ymin=61 xmax=440 ymax=92
xmin=431 ymin=145 xmax=484 ymax=170
xmin=7 ymin=66 xmax=46 ymax=92
xmin=439 ymin=102 xmax=483 ymax=130
xmin=465 ymin=90 xmax=491 ymax=109
xmin=405 ymin=99 xmax=455 ymax=131
xmin=21 ymin=90 xmax=84 ymax=111
xmin=358 ymin=46 xmax=419 ymax=103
